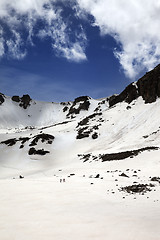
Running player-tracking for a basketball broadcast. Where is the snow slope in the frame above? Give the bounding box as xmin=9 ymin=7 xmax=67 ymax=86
xmin=1 ymin=65 xmax=160 ymax=239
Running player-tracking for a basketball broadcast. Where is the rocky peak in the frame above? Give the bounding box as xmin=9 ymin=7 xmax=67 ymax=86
xmin=137 ymin=64 xmax=160 ymax=103
xmin=109 ymin=64 xmax=160 ymax=107
xmin=67 ymin=96 xmax=91 ymax=117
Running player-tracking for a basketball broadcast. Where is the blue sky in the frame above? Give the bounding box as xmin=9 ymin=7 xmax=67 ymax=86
xmin=0 ymin=0 xmax=160 ymax=102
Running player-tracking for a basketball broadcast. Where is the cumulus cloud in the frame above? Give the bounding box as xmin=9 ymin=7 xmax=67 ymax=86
xmin=0 ymin=0 xmax=87 ymax=61
xmin=77 ymin=0 xmax=160 ymax=78
xmin=1 ymin=0 xmax=160 ymax=78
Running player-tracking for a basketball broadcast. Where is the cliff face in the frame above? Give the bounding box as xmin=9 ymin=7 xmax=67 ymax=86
xmin=109 ymin=64 xmax=160 ymax=107
xmin=137 ymin=64 xmax=160 ymax=103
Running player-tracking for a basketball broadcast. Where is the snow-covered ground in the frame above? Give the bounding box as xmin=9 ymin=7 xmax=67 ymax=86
xmin=0 ymin=94 xmax=160 ymax=239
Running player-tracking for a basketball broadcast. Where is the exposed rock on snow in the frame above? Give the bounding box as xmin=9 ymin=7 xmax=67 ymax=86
xmin=109 ymin=64 xmax=160 ymax=107
xmin=1 ymin=138 xmax=17 ymax=146
xmin=150 ymin=177 xmax=160 ymax=183
xmin=0 ymin=93 xmax=4 ymax=105
xmin=11 ymin=96 xmax=20 ymax=102
xmin=28 ymin=147 xmax=50 ymax=155
xmin=29 ymin=133 xmax=55 ymax=146
xmin=76 ymin=127 xmax=91 ymax=139
xmin=12 ymin=94 xmax=32 ymax=109
xmin=101 ymin=147 xmax=159 ymax=162
xmin=77 ymin=112 xmax=102 ymax=127
xmin=78 ymin=147 xmax=159 ymax=162
xmin=119 ymin=173 xmax=129 ymax=178
xmin=0 ymin=93 xmax=5 ymax=105
xmin=120 ymin=184 xmax=154 ymax=194
xmin=67 ymin=96 xmax=90 ymax=117
xmin=109 ymin=83 xmax=139 ymax=107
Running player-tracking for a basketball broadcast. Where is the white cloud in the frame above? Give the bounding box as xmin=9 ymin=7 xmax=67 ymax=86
xmin=0 ymin=0 xmax=87 ymax=62
xmin=0 ymin=27 xmax=4 ymax=57
xmin=6 ymin=30 xmax=27 ymax=59
xmin=77 ymin=0 xmax=160 ymax=78
xmin=1 ymin=0 xmax=160 ymax=78
xmin=38 ymin=8 xmax=87 ymax=62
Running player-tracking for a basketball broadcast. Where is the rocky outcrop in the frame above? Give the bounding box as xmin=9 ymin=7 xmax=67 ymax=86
xmin=12 ymin=96 xmax=20 ymax=102
xmin=12 ymin=94 xmax=32 ymax=109
xmin=101 ymin=146 xmax=159 ymax=161
xmin=109 ymin=84 xmax=138 ymax=107
xmin=109 ymin=64 xmax=160 ymax=107
xmin=29 ymin=133 xmax=55 ymax=146
xmin=0 ymin=93 xmax=5 ymax=105
xmin=120 ymin=184 xmax=154 ymax=194
xmin=19 ymin=94 xmax=32 ymax=109
xmin=77 ymin=112 xmax=102 ymax=127
xmin=137 ymin=64 xmax=160 ymax=103
xmin=67 ymin=96 xmax=90 ymax=117
xmin=28 ymin=147 xmax=49 ymax=155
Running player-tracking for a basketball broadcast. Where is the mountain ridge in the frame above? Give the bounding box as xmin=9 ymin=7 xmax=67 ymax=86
xmin=1 ymin=64 xmax=160 ymax=171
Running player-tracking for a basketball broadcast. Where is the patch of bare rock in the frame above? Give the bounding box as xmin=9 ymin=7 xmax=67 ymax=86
xmin=120 ymin=184 xmax=154 ymax=194
xmin=12 ymin=94 xmax=32 ymax=109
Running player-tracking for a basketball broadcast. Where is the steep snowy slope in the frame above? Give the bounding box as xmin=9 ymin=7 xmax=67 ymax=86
xmin=1 ymin=65 xmax=160 ymax=174
xmin=0 ymin=94 xmax=105 ymax=129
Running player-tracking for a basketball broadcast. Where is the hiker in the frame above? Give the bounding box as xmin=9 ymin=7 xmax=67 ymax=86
xmin=63 ymin=178 xmax=65 ymax=182
xmin=60 ymin=178 xmax=62 ymax=183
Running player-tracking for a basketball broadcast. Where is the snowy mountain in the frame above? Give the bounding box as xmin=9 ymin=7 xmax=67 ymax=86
xmin=1 ymin=65 xmax=160 ymax=240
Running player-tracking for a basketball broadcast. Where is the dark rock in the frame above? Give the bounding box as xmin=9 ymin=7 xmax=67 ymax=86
xmin=0 ymin=93 xmax=5 ymax=105
xmin=28 ymin=147 xmax=49 ymax=155
xmin=101 ymin=146 xmax=159 ymax=162
xmin=36 ymin=149 xmax=50 ymax=155
xmin=95 ymin=174 xmax=100 ymax=178
xmin=74 ymin=96 xmax=91 ymax=103
xmin=137 ymin=65 xmax=160 ymax=103
xmin=28 ymin=147 xmax=36 ymax=155
xmin=77 ymin=117 xmax=89 ymax=127
xmin=12 ymin=96 xmax=20 ymax=102
xmin=77 ymin=113 xmax=102 ymax=128
xmin=18 ymin=94 xmax=32 ymax=109
xmin=92 ymin=132 xmax=98 ymax=139
xmin=119 ymin=173 xmax=129 ymax=178
xmin=29 ymin=133 xmax=55 ymax=146
xmin=67 ymin=96 xmax=90 ymax=117
xmin=1 ymin=137 xmax=30 ymax=147
xmin=19 ymin=175 xmax=24 ymax=179
xmin=63 ymin=106 xmax=68 ymax=112
xmin=78 ymin=153 xmax=91 ymax=162
xmin=1 ymin=138 xmax=17 ymax=146
xmin=109 ymin=83 xmax=138 ymax=107
xmin=76 ymin=127 xmax=91 ymax=139
xmin=60 ymin=102 xmax=66 ymax=105
xmin=108 ymin=64 xmax=160 ymax=107
xmin=150 ymin=177 xmax=160 ymax=183
xmin=94 ymin=106 xmax=101 ymax=112
xmin=19 ymin=137 xmax=30 ymax=144
xmin=120 ymin=184 xmax=154 ymax=194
